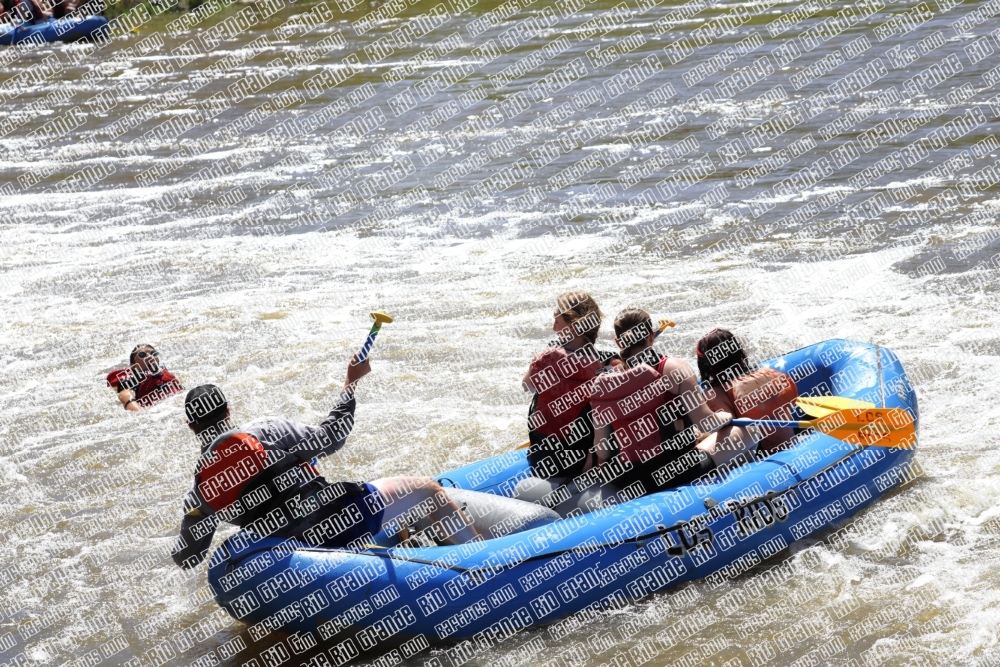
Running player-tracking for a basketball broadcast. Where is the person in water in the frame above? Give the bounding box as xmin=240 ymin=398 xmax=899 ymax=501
xmin=586 ymin=310 xmax=759 ymax=495
xmin=696 ymin=328 xmax=798 ymax=454
xmin=106 ymin=344 xmax=184 ymax=411
xmin=521 ymin=291 xmax=619 ymax=481
xmin=171 ymin=354 xmax=480 ymax=569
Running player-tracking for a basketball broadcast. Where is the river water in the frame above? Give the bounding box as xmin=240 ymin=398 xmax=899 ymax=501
xmin=2 ymin=0 xmax=1000 ymax=664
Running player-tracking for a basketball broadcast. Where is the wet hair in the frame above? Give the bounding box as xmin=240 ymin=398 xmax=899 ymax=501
xmin=185 ymin=384 xmax=228 ymax=432
xmin=129 ymin=344 xmax=154 ymax=365
xmin=614 ymin=309 xmax=654 ymax=359
xmin=695 ymin=328 xmax=754 ymax=386
xmin=555 ymin=291 xmax=603 ymax=344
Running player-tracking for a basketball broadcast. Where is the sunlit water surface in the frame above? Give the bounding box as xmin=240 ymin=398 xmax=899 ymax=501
xmin=2 ymin=0 xmax=1000 ymax=664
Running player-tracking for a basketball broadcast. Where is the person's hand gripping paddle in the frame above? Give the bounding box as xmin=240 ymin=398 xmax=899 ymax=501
xmin=342 ymin=311 xmax=393 ymax=396
xmin=357 ymin=311 xmax=393 ymax=363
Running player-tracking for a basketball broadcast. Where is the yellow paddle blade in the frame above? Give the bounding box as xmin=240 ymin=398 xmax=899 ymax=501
xmin=812 ymin=408 xmax=916 ymax=448
xmin=657 ymin=318 xmax=675 ymax=331
xmin=516 ymin=440 xmax=530 ymax=450
xmin=797 ymin=396 xmax=876 ymax=418
xmin=371 ymin=311 xmax=394 ymax=325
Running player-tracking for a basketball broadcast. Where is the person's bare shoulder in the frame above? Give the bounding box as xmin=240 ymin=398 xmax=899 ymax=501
xmin=659 ymin=356 xmax=696 ymax=379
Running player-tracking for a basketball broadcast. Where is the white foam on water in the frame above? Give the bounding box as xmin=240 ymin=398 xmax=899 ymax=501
xmin=5 ymin=3 xmax=1000 ymax=665
xmin=3 ymin=204 xmax=998 ymax=664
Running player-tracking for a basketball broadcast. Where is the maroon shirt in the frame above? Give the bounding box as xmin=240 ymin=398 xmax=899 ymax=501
xmin=107 ymin=367 xmax=183 ymax=407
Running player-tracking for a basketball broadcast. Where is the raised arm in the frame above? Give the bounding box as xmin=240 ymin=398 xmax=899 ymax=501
xmin=285 ymin=355 xmax=370 ymax=461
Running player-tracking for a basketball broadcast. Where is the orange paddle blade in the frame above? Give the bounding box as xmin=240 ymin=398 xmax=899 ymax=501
xmin=813 ymin=408 xmax=916 ymax=448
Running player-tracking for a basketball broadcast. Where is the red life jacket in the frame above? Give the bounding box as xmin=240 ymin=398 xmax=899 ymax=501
xmin=726 ymin=367 xmax=798 ymax=451
xmin=106 ymin=367 xmax=182 ymax=406
xmin=106 ymin=368 xmax=131 ymax=391
xmin=196 ymin=433 xmax=270 ymax=514
xmin=135 ymin=369 xmax=183 ymax=407
xmin=194 ymin=432 xmax=319 ymax=524
xmin=590 ymin=357 xmax=691 ymax=465
xmin=528 ymin=346 xmax=604 ymax=441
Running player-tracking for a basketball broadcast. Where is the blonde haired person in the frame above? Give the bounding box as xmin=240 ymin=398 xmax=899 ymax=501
xmin=520 ymin=292 xmax=620 ymax=480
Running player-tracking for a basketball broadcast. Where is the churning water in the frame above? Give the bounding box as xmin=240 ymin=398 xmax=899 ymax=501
xmin=2 ymin=0 xmax=1000 ymax=664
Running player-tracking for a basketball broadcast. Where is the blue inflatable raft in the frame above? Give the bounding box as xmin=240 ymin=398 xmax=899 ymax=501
xmin=0 ymin=15 xmax=107 ymax=46
xmin=207 ymin=339 xmax=918 ymax=652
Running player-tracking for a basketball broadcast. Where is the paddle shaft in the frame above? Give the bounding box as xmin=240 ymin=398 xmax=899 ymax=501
xmin=357 ymin=324 xmax=382 ymax=363
xmin=732 ymin=418 xmax=802 ymax=429
xmin=734 ymin=407 xmax=900 ymax=431
xmin=732 ymin=417 xmax=885 ymax=430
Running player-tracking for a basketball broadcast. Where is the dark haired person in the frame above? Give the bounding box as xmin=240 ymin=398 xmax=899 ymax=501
xmin=1 ymin=0 xmax=43 ymax=23
xmin=695 ymin=328 xmax=798 ymax=454
xmin=589 ymin=310 xmax=757 ymax=495
xmin=50 ymin=0 xmax=81 ymax=18
xmin=106 ymin=344 xmax=183 ymax=411
xmin=521 ymin=292 xmax=619 ymax=481
xmin=171 ymin=354 xmax=480 ymax=569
